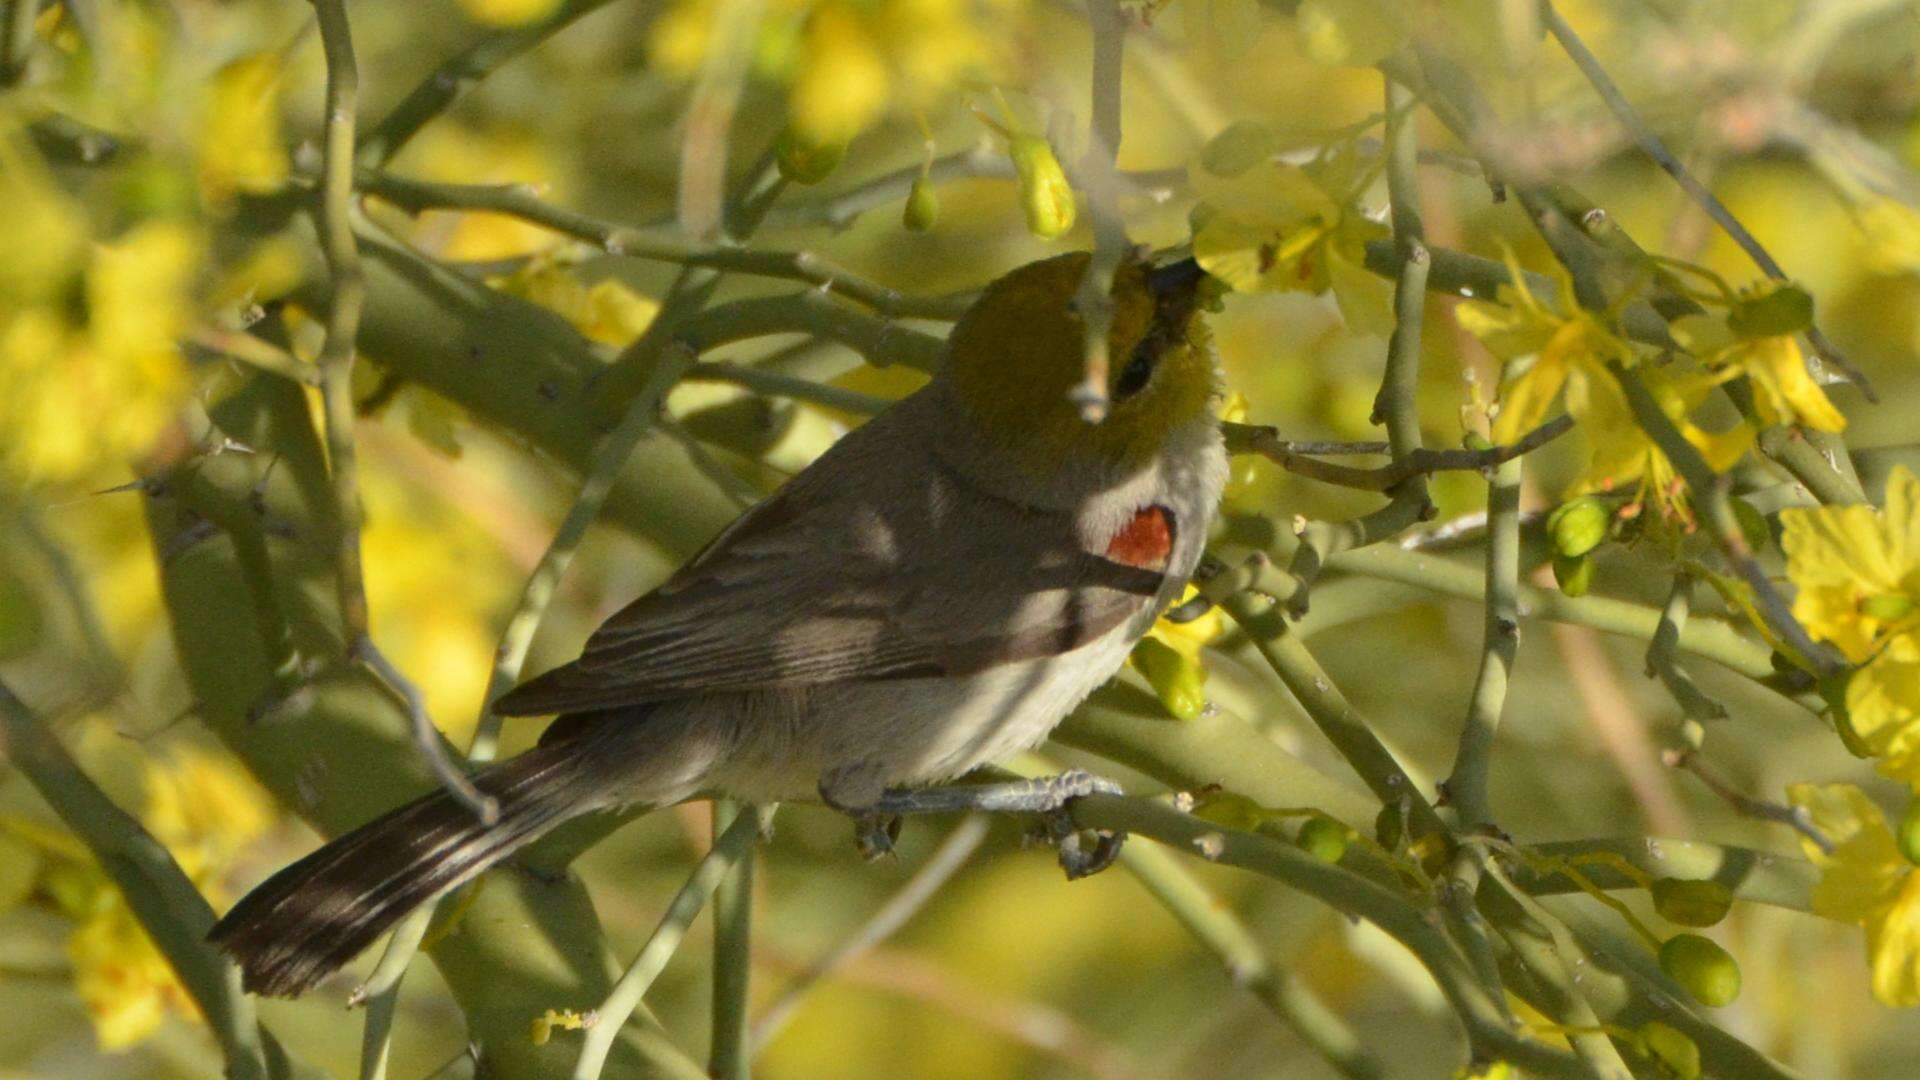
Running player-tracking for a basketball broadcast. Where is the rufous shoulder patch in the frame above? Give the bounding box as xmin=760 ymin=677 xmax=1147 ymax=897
xmin=1105 ymin=505 xmax=1174 ymax=570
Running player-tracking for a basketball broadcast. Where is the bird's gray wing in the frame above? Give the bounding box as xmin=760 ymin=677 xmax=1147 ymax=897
xmin=490 ymin=454 xmax=1170 ymax=718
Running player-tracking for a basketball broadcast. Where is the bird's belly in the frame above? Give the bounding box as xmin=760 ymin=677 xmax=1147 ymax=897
xmin=705 ymin=627 xmax=1137 ymax=804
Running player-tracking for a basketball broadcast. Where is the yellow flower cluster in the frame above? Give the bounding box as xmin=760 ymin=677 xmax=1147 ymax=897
xmin=1783 ymin=467 xmax=1920 ymax=786
xmin=1789 ymin=783 xmax=1920 ymax=1007
xmin=2 ymin=741 xmax=277 ymax=1049
xmin=648 ymin=0 xmax=1024 ymax=145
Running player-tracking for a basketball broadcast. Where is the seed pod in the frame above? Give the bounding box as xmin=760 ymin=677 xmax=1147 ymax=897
xmin=1552 ymin=552 xmax=1594 ymax=597
xmin=1637 ymin=1021 xmax=1701 ymax=1080
xmin=1732 ymin=498 xmax=1771 ymax=553
xmin=1659 ymin=933 xmax=1741 ymax=1007
xmin=903 ymin=172 xmax=939 ymax=231
xmin=1651 ymin=878 xmax=1733 ymax=928
xmin=775 ymin=129 xmax=845 ymax=185
xmin=1009 ymin=134 xmax=1075 ymax=239
xmin=1296 ymin=816 xmax=1350 ymax=864
xmin=1130 ymin=637 xmax=1207 ymax=721
xmin=1548 ymin=497 xmax=1610 ymax=558
xmin=1374 ymin=802 xmax=1404 ymax=850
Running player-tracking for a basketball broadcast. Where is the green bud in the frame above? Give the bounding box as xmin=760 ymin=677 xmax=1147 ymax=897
xmin=775 ymin=129 xmax=845 ymax=185
xmin=1732 ymin=498 xmax=1772 ymax=553
xmin=1899 ymin=799 xmax=1920 ymax=867
xmin=1659 ymin=933 xmax=1741 ymax=1007
xmin=1637 ymin=1021 xmax=1701 ymax=1080
xmin=1548 ymin=497 xmax=1611 ymax=558
xmin=1863 ymin=593 xmax=1917 ymax=623
xmin=1462 ymin=432 xmax=1495 ymax=452
xmin=1374 ymin=802 xmax=1404 ymax=850
xmin=1552 ymin=552 xmax=1595 ymax=597
xmin=903 ymin=173 xmax=939 ymax=232
xmin=1131 ymin=637 xmax=1207 ymax=721
xmin=1296 ymin=816 xmax=1350 ymax=864
xmin=1010 ymin=134 xmax=1076 ymax=239
xmin=1199 ymin=120 xmax=1275 ymax=177
xmin=1727 ymin=282 xmax=1815 ymax=339
xmin=1651 ymin=878 xmax=1734 ymax=928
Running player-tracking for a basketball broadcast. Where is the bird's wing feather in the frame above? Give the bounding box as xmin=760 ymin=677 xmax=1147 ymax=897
xmin=491 ymin=427 xmax=1168 ymax=718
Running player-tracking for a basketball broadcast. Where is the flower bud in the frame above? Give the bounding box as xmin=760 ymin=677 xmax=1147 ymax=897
xmin=775 ymin=129 xmax=845 ymax=185
xmin=1732 ymin=498 xmax=1771 ymax=553
xmin=1651 ymin=878 xmax=1733 ymax=928
xmin=1010 ymin=134 xmax=1075 ymax=239
xmin=1637 ymin=1021 xmax=1701 ymax=1080
xmin=1131 ymin=637 xmax=1207 ymax=721
xmin=1296 ymin=816 xmax=1349 ymax=864
xmin=1552 ymin=552 xmax=1594 ymax=597
xmin=1659 ymin=933 xmax=1741 ymax=1007
xmin=1374 ymin=802 xmax=1404 ymax=850
xmin=1898 ymin=798 xmax=1920 ymax=867
xmin=1548 ymin=497 xmax=1610 ymax=558
xmin=903 ymin=173 xmax=939 ymax=231
xmin=1728 ymin=281 xmax=1815 ymax=338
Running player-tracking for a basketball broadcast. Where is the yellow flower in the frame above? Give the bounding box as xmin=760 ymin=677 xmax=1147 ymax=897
xmin=1782 ymin=467 xmax=1920 ymax=770
xmin=1294 ymin=0 xmax=1407 ymax=68
xmin=1787 ymin=783 xmax=1920 ymax=1006
xmin=4 ymin=741 xmax=278 ymax=1049
xmin=487 ymin=256 xmax=661 ymax=348
xmin=1569 ymin=364 xmax=1752 ymax=527
xmin=1671 ymin=313 xmax=1846 ymax=434
xmin=1454 ymin=262 xmax=1635 ymax=445
xmin=648 ymin=0 xmax=1016 ymax=145
xmin=387 ymin=126 xmax=571 ymax=261
xmin=198 ymin=53 xmax=290 ymax=203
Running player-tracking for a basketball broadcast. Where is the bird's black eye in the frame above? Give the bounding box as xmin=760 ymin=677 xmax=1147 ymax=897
xmin=1113 ymin=345 xmax=1156 ymax=401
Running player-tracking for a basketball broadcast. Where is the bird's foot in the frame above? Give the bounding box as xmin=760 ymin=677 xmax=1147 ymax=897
xmin=832 ymin=769 xmax=1128 ymax=879
xmin=851 ymin=812 xmax=903 ymax=861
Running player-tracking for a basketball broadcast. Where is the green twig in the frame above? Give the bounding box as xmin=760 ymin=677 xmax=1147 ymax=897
xmin=0 ymin=681 xmax=285 ymax=1080
xmin=1444 ymin=434 xmax=1522 ymax=828
xmin=1068 ymin=0 xmax=1130 ymax=423
xmin=573 ymin=806 xmax=774 ymax=1080
xmin=355 ymin=0 xmax=618 ymax=166
xmin=1645 ymin=575 xmax=1728 ymax=721
xmin=709 ymin=800 xmax=756 ymax=1080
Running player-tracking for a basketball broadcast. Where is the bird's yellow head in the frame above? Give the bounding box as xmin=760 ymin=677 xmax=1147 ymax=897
xmin=945 ymin=251 xmax=1218 ymax=477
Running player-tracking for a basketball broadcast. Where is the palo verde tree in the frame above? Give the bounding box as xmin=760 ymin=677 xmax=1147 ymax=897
xmin=4 ymin=1 xmax=1920 ymax=1078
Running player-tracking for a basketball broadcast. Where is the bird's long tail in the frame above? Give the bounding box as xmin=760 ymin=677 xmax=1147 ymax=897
xmin=210 ymin=730 xmax=618 ymax=997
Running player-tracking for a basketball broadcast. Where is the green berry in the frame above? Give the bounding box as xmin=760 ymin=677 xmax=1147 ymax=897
xmin=1651 ymin=878 xmax=1733 ymax=928
xmin=902 ymin=173 xmax=939 ymax=231
xmin=1637 ymin=1020 xmax=1701 ymax=1080
xmin=1548 ymin=497 xmax=1610 ymax=558
xmin=1010 ymin=134 xmax=1075 ymax=239
xmin=1659 ymin=933 xmax=1741 ymax=1007
xmin=1898 ymin=799 xmax=1920 ymax=867
xmin=1296 ymin=816 xmax=1350 ymax=864
xmin=1130 ymin=637 xmax=1207 ymax=721
xmin=1552 ymin=552 xmax=1595 ymax=597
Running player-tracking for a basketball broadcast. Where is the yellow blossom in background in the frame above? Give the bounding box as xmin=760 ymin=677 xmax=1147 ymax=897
xmin=1782 ymin=467 xmax=1920 ymax=778
xmin=1788 ymin=783 xmax=1920 ymax=1006
xmin=2 ymin=742 xmax=277 ymax=1049
xmin=648 ymin=0 xmax=1020 ymax=145
xmin=486 ymin=257 xmax=661 ymax=347
xmin=1 ymin=218 xmax=203 ymax=484
xmin=1454 ymin=263 xmax=1636 ymax=445
xmin=459 ymin=0 xmax=566 ymax=27
xmin=1294 ymin=0 xmax=1407 ymax=68
xmin=1854 ymin=196 xmax=1920 ymax=277
xmin=1569 ymin=364 xmax=1751 ymax=525
xmin=198 ymin=53 xmax=290 ymax=203
xmin=388 ymin=126 xmax=572 ymax=261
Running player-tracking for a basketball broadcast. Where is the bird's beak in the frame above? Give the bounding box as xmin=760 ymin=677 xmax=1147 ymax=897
xmin=1144 ymin=256 xmax=1207 ymax=307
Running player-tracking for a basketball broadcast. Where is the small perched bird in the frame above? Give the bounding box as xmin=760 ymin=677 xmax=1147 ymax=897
xmin=210 ymin=250 xmax=1228 ymax=996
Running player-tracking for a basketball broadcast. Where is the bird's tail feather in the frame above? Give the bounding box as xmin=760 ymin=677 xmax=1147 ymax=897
xmin=209 ymin=734 xmax=610 ymax=997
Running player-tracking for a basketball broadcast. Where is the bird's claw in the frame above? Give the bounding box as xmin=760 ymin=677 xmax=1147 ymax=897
xmin=852 ymin=813 xmax=902 ymax=860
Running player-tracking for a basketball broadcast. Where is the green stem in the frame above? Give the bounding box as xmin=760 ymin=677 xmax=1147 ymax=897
xmin=1445 ymin=436 xmax=1522 ymax=827
xmin=0 ymin=681 xmax=285 ymax=1080
xmin=573 ymin=806 xmax=773 ymax=1080
xmin=709 ymin=801 xmax=756 ymax=1080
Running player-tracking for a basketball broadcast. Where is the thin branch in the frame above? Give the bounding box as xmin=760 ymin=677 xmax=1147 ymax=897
xmin=684 ymin=360 xmax=890 ymax=415
xmin=676 ymin=0 xmax=764 ymax=238
xmin=1444 ymin=420 xmax=1522 ymax=828
xmin=360 ymin=172 xmax=971 ymax=320
xmin=752 ymin=815 xmax=990 ymax=1052
xmin=1663 ymin=747 xmax=1835 ymax=855
xmin=1645 ymin=575 xmax=1728 ymax=721
xmin=0 ymin=681 xmax=283 ymax=1080
xmin=709 ymin=801 xmax=757 ymax=1080
xmin=1069 ymin=0 xmax=1130 ymax=423
xmin=1539 ymin=1 xmax=1874 ymax=399
xmin=573 ymin=806 xmax=775 ymax=1080
xmin=189 ymin=328 xmax=319 ymax=387
xmin=355 ymin=0 xmax=618 ymax=166
xmin=1223 ymin=414 xmax=1574 ymax=493
xmin=674 ymin=292 xmax=947 ymax=373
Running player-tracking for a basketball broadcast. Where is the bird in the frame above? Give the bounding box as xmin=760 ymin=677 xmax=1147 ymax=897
xmin=209 ymin=248 xmax=1229 ymax=997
